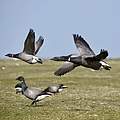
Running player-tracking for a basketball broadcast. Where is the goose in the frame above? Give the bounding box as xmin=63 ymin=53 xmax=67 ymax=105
xmin=5 ymin=29 xmax=44 ymax=64
xmin=15 ymin=76 xmax=52 ymax=105
xmin=15 ymin=82 xmax=67 ymax=95
xmin=42 ymin=84 xmax=67 ymax=94
xmin=51 ymin=34 xmax=111 ymax=76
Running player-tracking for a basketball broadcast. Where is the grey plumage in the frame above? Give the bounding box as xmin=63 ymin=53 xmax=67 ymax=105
xmin=42 ymin=84 xmax=67 ymax=94
xmin=15 ymin=76 xmax=67 ymax=105
xmin=35 ymin=36 xmax=44 ymax=55
xmin=15 ymin=76 xmax=52 ymax=105
xmin=54 ymin=62 xmax=77 ymax=76
xmin=15 ymin=82 xmax=42 ymax=95
xmin=5 ymin=29 xmax=44 ymax=64
xmin=51 ymin=34 xmax=111 ymax=76
xmin=73 ymin=34 xmax=95 ymax=56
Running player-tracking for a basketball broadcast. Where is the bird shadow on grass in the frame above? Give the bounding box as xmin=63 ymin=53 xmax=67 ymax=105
xmin=25 ymin=104 xmax=48 ymax=108
xmin=66 ymin=108 xmax=90 ymax=112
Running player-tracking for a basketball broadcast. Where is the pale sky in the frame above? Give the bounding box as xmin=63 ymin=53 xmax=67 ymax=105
xmin=0 ymin=0 xmax=120 ymax=58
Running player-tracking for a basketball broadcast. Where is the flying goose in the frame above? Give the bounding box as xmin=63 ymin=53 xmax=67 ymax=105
xmin=51 ymin=34 xmax=111 ymax=76
xmin=5 ymin=29 xmax=44 ymax=64
xmin=15 ymin=76 xmax=52 ymax=105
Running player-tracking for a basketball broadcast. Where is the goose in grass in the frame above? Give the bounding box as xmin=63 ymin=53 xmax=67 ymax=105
xmin=15 ymin=76 xmax=52 ymax=105
xmin=42 ymin=84 xmax=67 ymax=94
xmin=51 ymin=34 xmax=111 ymax=76
xmin=15 ymin=82 xmax=67 ymax=95
xmin=5 ymin=29 xmax=44 ymax=64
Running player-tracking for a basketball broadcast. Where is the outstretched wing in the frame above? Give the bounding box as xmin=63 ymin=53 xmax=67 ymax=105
xmin=23 ymin=29 xmax=35 ymax=55
xmin=35 ymin=36 xmax=44 ymax=55
xmin=73 ymin=34 xmax=95 ymax=56
xmin=54 ymin=62 xmax=78 ymax=76
xmin=85 ymin=49 xmax=108 ymax=61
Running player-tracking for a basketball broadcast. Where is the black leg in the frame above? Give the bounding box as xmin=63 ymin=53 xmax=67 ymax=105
xmin=31 ymin=101 xmax=35 ymax=106
xmin=31 ymin=100 xmax=38 ymax=106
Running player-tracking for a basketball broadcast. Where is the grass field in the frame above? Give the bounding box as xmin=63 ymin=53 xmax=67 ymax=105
xmin=0 ymin=59 xmax=120 ymax=120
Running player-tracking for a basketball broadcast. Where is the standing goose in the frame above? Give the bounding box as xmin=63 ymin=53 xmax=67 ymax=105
xmin=15 ymin=76 xmax=52 ymax=105
xmin=51 ymin=34 xmax=111 ymax=76
xmin=5 ymin=29 xmax=44 ymax=64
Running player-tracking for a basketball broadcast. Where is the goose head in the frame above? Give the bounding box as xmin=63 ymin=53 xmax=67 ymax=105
xmin=5 ymin=53 xmax=19 ymax=58
xmin=16 ymin=76 xmax=25 ymax=81
xmin=5 ymin=54 xmax=13 ymax=57
xmin=58 ymin=84 xmax=68 ymax=92
xmin=16 ymin=76 xmax=28 ymax=92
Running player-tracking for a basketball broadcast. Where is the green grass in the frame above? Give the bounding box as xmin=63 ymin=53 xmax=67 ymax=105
xmin=0 ymin=59 xmax=120 ymax=120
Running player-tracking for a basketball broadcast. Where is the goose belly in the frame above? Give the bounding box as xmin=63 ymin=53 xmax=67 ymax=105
xmin=19 ymin=53 xmax=38 ymax=64
xmin=36 ymin=94 xmax=50 ymax=101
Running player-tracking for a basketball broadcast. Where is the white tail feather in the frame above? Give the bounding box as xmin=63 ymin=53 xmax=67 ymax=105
xmin=100 ymin=61 xmax=110 ymax=67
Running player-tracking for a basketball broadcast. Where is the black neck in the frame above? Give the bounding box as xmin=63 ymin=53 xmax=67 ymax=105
xmin=12 ymin=53 xmax=19 ymax=58
xmin=21 ymin=81 xmax=28 ymax=91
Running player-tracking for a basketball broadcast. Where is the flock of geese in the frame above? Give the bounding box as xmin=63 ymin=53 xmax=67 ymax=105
xmin=5 ymin=29 xmax=111 ymax=105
